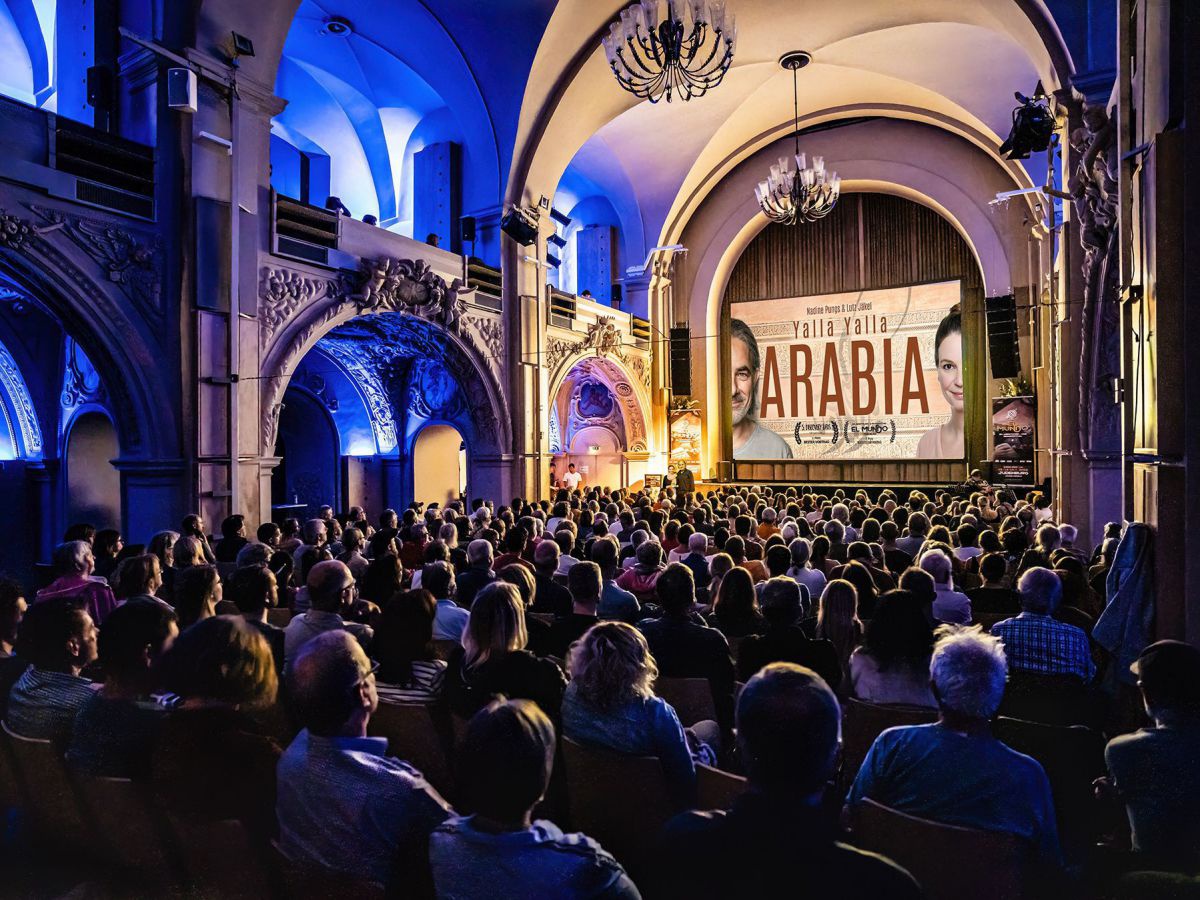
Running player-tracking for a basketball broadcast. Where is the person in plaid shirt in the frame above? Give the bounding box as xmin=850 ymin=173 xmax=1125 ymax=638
xmin=990 ymin=567 xmax=1095 ymax=681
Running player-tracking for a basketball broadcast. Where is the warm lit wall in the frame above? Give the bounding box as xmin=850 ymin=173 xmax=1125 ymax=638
xmin=412 ymin=424 xmax=465 ymax=509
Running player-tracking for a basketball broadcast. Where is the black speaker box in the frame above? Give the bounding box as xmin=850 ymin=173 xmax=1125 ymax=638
xmin=500 ymin=207 xmax=538 ymax=246
xmin=670 ymin=327 xmax=691 ymax=396
xmin=985 ymin=294 xmax=1021 ymax=379
xmin=460 ymin=215 xmax=476 ymax=243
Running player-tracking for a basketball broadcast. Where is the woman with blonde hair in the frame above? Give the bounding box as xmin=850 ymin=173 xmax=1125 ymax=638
xmin=561 ymin=622 xmax=709 ymax=810
xmin=445 ymin=582 xmax=566 ymax=720
xmin=172 ymin=535 xmax=206 ymax=570
xmin=815 ymin=579 xmax=863 ymax=698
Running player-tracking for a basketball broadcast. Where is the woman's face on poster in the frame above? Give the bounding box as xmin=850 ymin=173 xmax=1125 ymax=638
xmin=937 ymin=331 xmax=964 ymax=412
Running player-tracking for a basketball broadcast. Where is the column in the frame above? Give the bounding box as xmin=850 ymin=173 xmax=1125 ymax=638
xmin=27 ymin=460 xmax=60 ymax=564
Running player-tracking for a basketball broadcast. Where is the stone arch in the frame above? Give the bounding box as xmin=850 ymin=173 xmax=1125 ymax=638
xmin=0 ymin=334 xmax=43 ymax=459
xmin=546 ymin=346 xmax=651 ymax=456
xmin=257 ymin=257 xmax=511 ymax=459
xmin=0 ymin=217 xmax=174 ymax=462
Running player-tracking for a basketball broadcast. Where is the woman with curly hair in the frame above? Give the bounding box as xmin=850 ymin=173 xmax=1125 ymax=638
xmin=561 ymin=621 xmax=712 ymax=810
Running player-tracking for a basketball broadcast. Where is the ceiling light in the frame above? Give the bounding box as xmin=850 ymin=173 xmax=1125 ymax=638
xmin=754 ymin=51 xmax=840 ymax=225
xmin=601 ymin=0 xmax=737 ymax=104
xmin=321 ymin=17 xmax=353 ymax=36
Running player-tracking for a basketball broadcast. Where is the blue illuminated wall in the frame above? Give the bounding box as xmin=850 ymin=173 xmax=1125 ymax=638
xmin=0 ymin=0 xmax=98 ymax=125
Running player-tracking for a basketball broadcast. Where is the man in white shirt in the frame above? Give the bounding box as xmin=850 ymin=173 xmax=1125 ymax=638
xmin=560 ymin=463 xmax=583 ymax=491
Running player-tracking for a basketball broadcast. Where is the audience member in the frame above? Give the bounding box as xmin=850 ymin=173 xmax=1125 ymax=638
xmin=215 ymin=515 xmax=249 ymax=563
xmin=535 ymin=561 xmax=603 ymax=660
xmin=616 ymin=540 xmax=667 ymax=605
xmin=277 ymin=630 xmax=452 ymax=885
xmin=991 ymin=567 xmax=1095 ymax=682
xmin=737 ymin=577 xmax=840 ymax=689
xmin=35 ymin=540 xmax=118 ymax=626
xmin=592 ymin=537 xmax=640 ymax=624
xmin=373 ymin=589 xmax=447 ymax=705
xmin=92 ymin=529 xmax=124 ymax=580
xmin=847 ymin=627 xmax=1061 ymax=868
xmin=848 ymin=589 xmax=935 ymax=707
xmin=652 ymin=663 xmax=920 ymax=899
xmin=456 ymin=539 xmax=498 ymax=609
xmin=814 ymin=579 xmax=863 ymax=697
xmin=7 ymin=596 xmax=98 ymax=742
xmin=919 ymin=549 xmax=972 ymax=624
xmin=174 ymin=563 xmax=222 ymax=629
xmin=283 ymin=560 xmax=373 ymax=667
xmin=0 ymin=575 xmax=28 ymax=657
xmin=154 ymin=616 xmax=281 ymax=844
xmin=531 ymin=539 xmax=573 ymax=617
xmin=707 ymin=566 xmax=765 ymax=640
xmin=967 ymin=552 xmax=1021 ymax=617
xmin=431 ymin=699 xmax=637 ymax=898
xmin=67 ymin=599 xmax=178 ymax=777
xmin=445 ymin=582 xmax=567 ymax=720
xmin=227 ymin=564 xmax=285 ymax=674
xmin=423 ymin=561 xmax=468 ymax=641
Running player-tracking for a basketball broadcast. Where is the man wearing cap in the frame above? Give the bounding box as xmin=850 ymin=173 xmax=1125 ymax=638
xmin=1099 ymin=640 xmax=1200 ymax=869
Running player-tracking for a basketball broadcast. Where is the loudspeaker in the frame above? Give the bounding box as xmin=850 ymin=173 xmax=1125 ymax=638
xmin=86 ymin=66 xmax=112 ymax=110
xmin=167 ymin=67 xmax=198 ymax=113
xmin=610 ymin=284 xmax=622 ymax=309
xmin=460 ymin=216 xmax=476 ymax=243
xmin=500 ymin=206 xmax=538 ymax=246
xmin=670 ymin=327 xmax=692 ymax=396
xmin=985 ymin=294 xmax=1021 ymax=379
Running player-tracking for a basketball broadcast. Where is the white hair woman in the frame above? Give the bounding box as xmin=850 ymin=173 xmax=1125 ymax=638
xmin=444 ymin=582 xmax=566 ymax=721
xmin=562 ymin=622 xmax=712 ymax=810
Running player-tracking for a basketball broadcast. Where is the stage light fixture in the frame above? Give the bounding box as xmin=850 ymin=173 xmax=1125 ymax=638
xmin=231 ymin=32 xmax=255 ymax=58
xmin=549 ymin=207 xmax=573 ymax=228
xmin=547 ymin=233 xmax=567 ymax=249
xmin=999 ymin=83 xmax=1054 ymax=160
xmin=547 ymin=252 xmax=561 ymax=269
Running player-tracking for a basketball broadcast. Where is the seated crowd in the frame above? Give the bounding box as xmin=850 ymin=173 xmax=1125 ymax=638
xmin=0 ymin=481 xmax=1195 ymax=898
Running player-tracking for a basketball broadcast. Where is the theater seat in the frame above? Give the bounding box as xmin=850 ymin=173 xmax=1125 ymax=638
xmin=2 ymin=721 xmax=94 ymax=849
xmin=75 ymin=774 xmax=180 ymax=884
xmin=998 ymin=671 xmax=1104 ymax=728
xmin=367 ymin=702 xmax=456 ymax=802
xmin=851 ymin=797 xmax=1029 ymax=900
xmin=168 ymin=815 xmax=272 ymax=899
xmin=273 ymin=842 xmax=386 ymax=900
xmin=696 ymin=763 xmax=747 ymax=811
xmin=840 ymin=698 xmax=937 ymax=787
xmin=266 ymin=607 xmax=294 ymax=628
xmin=655 ymin=677 xmax=718 ymax=727
xmin=560 ymin=736 xmax=674 ymax=869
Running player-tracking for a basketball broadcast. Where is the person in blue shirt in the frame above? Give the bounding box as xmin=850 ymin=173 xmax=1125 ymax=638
xmin=591 ymin=536 xmax=641 ymax=624
xmin=846 ymin=626 xmax=1061 ymax=869
xmin=430 ymin=698 xmax=639 ymax=899
xmin=562 ymin=622 xmax=703 ymax=810
xmin=276 ymin=630 xmax=452 ymax=888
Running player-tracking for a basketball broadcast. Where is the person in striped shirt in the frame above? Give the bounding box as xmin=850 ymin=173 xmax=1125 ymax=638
xmin=373 ymin=589 xmax=447 ymax=705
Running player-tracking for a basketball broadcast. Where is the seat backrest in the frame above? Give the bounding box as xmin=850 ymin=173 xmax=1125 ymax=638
xmin=993 ymin=715 xmax=1107 ymax=852
xmin=75 ymin=774 xmax=180 ymax=881
xmin=266 ymin=607 xmax=294 ymax=628
xmin=852 ymin=797 xmax=1027 ymax=900
xmin=560 ymin=736 xmax=674 ymax=869
xmin=696 ymin=763 xmax=747 ymax=811
xmin=168 ymin=815 xmax=272 ymax=899
xmin=840 ymin=699 xmax=937 ymax=786
xmin=998 ymin=671 xmax=1103 ymax=728
xmin=367 ymin=702 xmax=456 ymax=802
xmin=2 ymin=721 xmax=93 ymax=848
xmin=654 ymin=677 xmax=717 ymax=727
xmin=273 ymin=841 xmax=386 ymax=900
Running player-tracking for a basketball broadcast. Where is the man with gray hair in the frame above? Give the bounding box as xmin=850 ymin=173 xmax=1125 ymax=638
xmin=455 ymin=538 xmax=497 ymax=610
xmin=991 ymin=567 xmax=1094 ymax=681
xmin=531 ymin=538 xmax=572 ymax=617
xmin=277 ymin=631 xmax=451 ymax=886
xmin=848 ymin=627 xmax=1061 ymax=868
xmin=919 ymin=549 xmax=972 ymax=625
xmin=283 ymin=560 xmax=372 ymax=666
xmin=680 ymin=531 xmax=712 ymax=592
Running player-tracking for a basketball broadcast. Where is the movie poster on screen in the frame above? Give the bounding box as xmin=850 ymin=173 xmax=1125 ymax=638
xmin=728 ymin=281 xmax=965 ymax=461
xmin=991 ymin=395 xmax=1036 ymax=484
xmin=669 ymin=409 xmax=702 ymax=474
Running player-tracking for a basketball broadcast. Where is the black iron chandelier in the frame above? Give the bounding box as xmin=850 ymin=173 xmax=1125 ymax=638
xmin=602 ymin=0 xmax=737 ymax=104
xmin=755 ymin=51 xmax=841 ymax=225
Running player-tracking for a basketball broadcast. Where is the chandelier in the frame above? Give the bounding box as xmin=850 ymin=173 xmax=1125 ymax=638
xmin=755 ymin=52 xmax=841 ymax=225
xmin=601 ymin=0 xmax=737 ymax=104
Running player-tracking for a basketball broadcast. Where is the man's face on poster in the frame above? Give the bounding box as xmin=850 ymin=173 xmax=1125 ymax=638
xmin=731 ymin=334 xmax=757 ymax=427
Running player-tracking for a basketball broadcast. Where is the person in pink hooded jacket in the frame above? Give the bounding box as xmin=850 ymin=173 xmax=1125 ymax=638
xmin=35 ymin=540 xmax=118 ymax=626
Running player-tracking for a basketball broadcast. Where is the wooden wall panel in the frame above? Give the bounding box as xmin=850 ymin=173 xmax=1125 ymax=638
xmin=723 ymin=193 xmax=985 ymax=485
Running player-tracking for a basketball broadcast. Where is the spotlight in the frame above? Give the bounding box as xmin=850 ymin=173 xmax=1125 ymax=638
xmin=547 ymin=233 xmax=567 ymax=249
xmin=999 ymin=83 xmax=1054 ymax=160
xmin=549 ymin=207 xmax=573 ymax=228
xmin=500 ymin=205 xmax=540 ymax=246
xmin=322 ymin=17 xmax=353 ymax=36
xmin=547 ymin=252 xmax=561 ymax=269
xmin=231 ymin=31 xmax=255 ymax=58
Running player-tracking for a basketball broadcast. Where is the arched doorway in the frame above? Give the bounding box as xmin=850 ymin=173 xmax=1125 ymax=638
xmin=569 ymin=425 xmax=622 ymax=490
xmin=64 ymin=411 xmax=120 ymax=529
xmin=413 ymin=424 xmax=466 ymax=509
xmin=272 ymin=387 xmax=341 ymax=517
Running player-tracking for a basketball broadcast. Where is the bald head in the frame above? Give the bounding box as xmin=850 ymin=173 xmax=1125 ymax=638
xmin=289 ymin=630 xmax=375 ymax=736
xmin=307 ymin=559 xmax=354 ymax=612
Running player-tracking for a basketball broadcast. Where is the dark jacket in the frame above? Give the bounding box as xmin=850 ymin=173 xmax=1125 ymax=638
xmin=444 ymin=647 xmax=567 ymax=721
xmin=455 ymin=566 xmax=497 ymax=610
xmin=680 ymin=552 xmax=711 ymax=591
xmin=639 ymin=614 xmax=735 ymax=737
xmin=531 ymin=613 xmax=599 ymax=661
xmin=532 ymin=573 xmax=573 ymax=617
xmin=649 ymin=791 xmax=921 ymax=900
xmin=736 ymin=625 xmax=842 ymax=689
